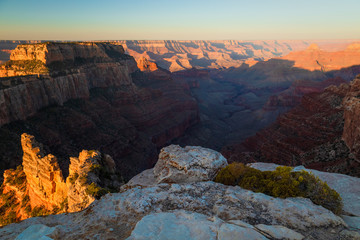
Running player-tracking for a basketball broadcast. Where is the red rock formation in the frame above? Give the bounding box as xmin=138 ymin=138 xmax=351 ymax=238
xmin=342 ymin=75 xmax=360 ymax=159
xmin=136 ymin=56 xmax=159 ymax=72
xmin=0 ymin=42 xmax=199 ymax=180
xmin=117 ymin=40 xmax=314 ymax=72
xmin=263 ymin=77 xmax=348 ymax=111
xmin=21 ymin=133 xmax=67 ymax=210
xmin=0 ymin=133 xmax=121 ymax=226
xmin=223 ymin=76 xmax=360 ymax=177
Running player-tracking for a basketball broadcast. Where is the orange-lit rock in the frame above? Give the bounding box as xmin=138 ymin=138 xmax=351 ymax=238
xmin=0 ymin=133 xmax=121 ymax=226
xmin=280 ymin=42 xmax=360 ymax=71
xmin=21 ymin=133 xmax=67 ymax=210
xmin=137 ymin=56 xmax=159 ymax=72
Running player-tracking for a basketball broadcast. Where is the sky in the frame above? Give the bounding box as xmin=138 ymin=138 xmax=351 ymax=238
xmin=0 ymin=0 xmax=359 ymax=40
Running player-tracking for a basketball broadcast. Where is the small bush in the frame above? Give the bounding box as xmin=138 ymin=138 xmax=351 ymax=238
xmin=78 ymin=175 xmax=88 ymax=186
xmin=5 ymin=165 xmax=26 ymax=188
xmin=21 ymin=194 xmax=30 ymax=207
xmin=89 ymin=164 xmax=101 ymax=172
xmin=0 ymin=210 xmax=18 ymax=226
xmin=60 ymin=198 xmax=68 ymax=211
xmin=85 ymin=183 xmax=108 ymax=199
xmin=69 ymin=172 xmax=79 ymax=184
xmin=215 ymin=163 xmax=343 ymax=214
xmin=31 ymin=205 xmax=48 ymax=217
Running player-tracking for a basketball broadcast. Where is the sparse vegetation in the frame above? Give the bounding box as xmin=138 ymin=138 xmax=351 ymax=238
xmin=215 ymin=163 xmax=343 ymax=214
xmin=3 ymin=60 xmax=48 ymax=74
xmin=85 ymin=182 xmax=108 ymax=199
xmin=69 ymin=172 xmax=79 ymax=184
xmin=31 ymin=205 xmax=50 ymax=217
xmin=5 ymin=165 xmax=26 ymax=189
xmin=59 ymin=198 xmax=68 ymax=211
xmin=0 ymin=190 xmax=19 ymax=225
xmin=89 ymin=164 xmax=101 ymax=172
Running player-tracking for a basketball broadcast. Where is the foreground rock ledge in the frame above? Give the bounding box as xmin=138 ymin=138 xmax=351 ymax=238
xmin=0 ymin=181 xmax=357 ymax=240
xmin=1 ymin=142 xmax=360 ymax=240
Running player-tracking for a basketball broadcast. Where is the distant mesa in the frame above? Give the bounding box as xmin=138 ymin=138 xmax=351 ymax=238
xmin=346 ymin=42 xmax=360 ymax=51
xmin=306 ymin=43 xmax=321 ymax=51
xmin=280 ymin=42 xmax=360 ymax=71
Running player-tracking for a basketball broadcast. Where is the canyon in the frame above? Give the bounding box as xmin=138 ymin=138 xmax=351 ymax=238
xmin=0 ymin=42 xmax=198 ymax=180
xmin=223 ymin=75 xmax=360 ymax=177
xmin=1 ymin=40 xmax=360 ymax=235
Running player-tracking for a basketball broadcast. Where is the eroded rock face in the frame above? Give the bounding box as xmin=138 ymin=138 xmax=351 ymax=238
xmin=342 ymin=76 xmax=360 ymax=159
xmin=21 ymin=133 xmax=67 ymax=210
xmin=280 ymin=43 xmax=360 ymax=71
xmin=0 ymin=133 xmax=121 ymax=226
xmin=0 ymin=42 xmax=199 ymax=181
xmin=153 ymin=145 xmax=228 ymax=183
xmin=10 ymin=42 xmax=125 ymax=65
xmin=223 ymin=76 xmax=360 ymax=177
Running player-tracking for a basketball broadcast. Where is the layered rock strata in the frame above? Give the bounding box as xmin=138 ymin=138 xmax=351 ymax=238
xmin=223 ymin=75 xmax=360 ymax=177
xmin=0 ymin=133 xmax=121 ymax=225
xmin=0 ymin=42 xmax=199 ymax=180
xmin=280 ymin=43 xmax=360 ymax=71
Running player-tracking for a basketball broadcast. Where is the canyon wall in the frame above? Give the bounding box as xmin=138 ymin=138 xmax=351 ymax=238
xmin=223 ymin=75 xmax=360 ymax=177
xmin=116 ymin=40 xmax=312 ymax=72
xmin=0 ymin=42 xmax=199 ymax=180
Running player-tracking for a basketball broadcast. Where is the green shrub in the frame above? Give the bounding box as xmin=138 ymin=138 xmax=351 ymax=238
xmin=89 ymin=164 xmax=101 ymax=172
xmin=21 ymin=194 xmax=30 ymax=207
xmin=60 ymin=198 xmax=68 ymax=211
xmin=215 ymin=163 xmax=343 ymax=214
xmin=0 ymin=210 xmax=18 ymax=225
xmin=31 ymin=205 xmax=48 ymax=217
xmin=85 ymin=182 xmax=108 ymax=199
xmin=69 ymin=172 xmax=79 ymax=184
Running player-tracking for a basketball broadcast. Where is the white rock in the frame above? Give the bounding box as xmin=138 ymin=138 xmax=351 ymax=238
xmin=15 ymin=224 xmax=56 ymax=240
xmin=255 ymin=224 xmax=304 ymax=240
xmin=153 ymin=145 xmax=228 ymax=183
xmin=249 ymin=162 xmax=360 ymax=217
xmin=218 ymin=222 xmax=268 ymax=240
xmin=339 ymin=230 xmax=360 ymax=239
xmin=126 ymin=211 xmax=221 ymax=240
xmin=122 ymin=168 xmax=157 ymax=189
xmin=341 ymin=215 xmax=360 ymax=232
xmin=126 ymin=210 xmax=268 ymax=240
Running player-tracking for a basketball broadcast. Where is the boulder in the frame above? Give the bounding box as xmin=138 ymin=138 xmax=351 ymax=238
xmin=153 ymin=145 xmax=227 ymax=183
xmin=255 ymin=224 xmax=304 ymax=240
xmin=126 ymin=210 xmax=267 ymax=240
xmin=15 ymin=224 xmax=57 ymax=240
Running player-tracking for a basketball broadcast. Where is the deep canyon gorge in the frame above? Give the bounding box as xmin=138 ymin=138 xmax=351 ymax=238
xmin=0 ymin=40 xmax=360 ymax=239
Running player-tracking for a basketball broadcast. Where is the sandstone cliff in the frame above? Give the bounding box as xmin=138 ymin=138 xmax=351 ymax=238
xmin=0 ymin=133 xmax=121 ymax=226
xmin=117 ymin=40 xmax=313 ymax=72
xmin=0 ymin=42 xmax=199 ymax=181
xmin=0 ymin=42 xmax=137 ymax=125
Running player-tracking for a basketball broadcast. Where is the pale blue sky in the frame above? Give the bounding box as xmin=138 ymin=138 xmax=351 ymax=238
xmin=0 ymin=0 xmax=359 ymax=40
